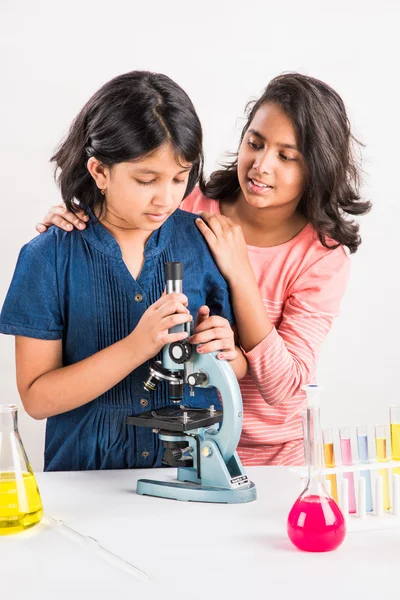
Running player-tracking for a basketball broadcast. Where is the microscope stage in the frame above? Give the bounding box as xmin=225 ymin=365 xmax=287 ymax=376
xmin=127 ymin=406 xmax=223 ymax=432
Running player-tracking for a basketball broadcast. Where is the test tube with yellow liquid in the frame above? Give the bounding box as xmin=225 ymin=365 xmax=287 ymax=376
xmin=390 ymin=406 xmax=400 ymax=475
xmin=375 ymin=425 xmax=390 ymax=511
xmin=322 ymin=429 xmax=338 ymax=502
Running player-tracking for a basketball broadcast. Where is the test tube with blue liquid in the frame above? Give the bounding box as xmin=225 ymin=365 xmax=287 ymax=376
xmin=356 ymin=426 xmax=373 ymax=513
xmin=339 ymin=427 xmax=357 ymax=513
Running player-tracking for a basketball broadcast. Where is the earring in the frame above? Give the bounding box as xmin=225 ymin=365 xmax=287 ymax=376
xmin=100 ymin=189 xmax=106 ymax=195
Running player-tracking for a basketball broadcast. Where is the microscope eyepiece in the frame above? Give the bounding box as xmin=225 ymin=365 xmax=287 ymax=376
xmin=165 ymin=262 xmax=183 ymax=295
xmin=165 ymin=262 xmax=183 ymax=282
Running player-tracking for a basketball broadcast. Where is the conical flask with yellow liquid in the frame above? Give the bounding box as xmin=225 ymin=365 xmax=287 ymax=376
xmin=0 ymin=404 xmax=43 ymax=535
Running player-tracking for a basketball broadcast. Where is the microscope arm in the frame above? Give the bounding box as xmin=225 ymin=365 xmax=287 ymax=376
xmin=191 ymin=352 xmax=243 ymax=462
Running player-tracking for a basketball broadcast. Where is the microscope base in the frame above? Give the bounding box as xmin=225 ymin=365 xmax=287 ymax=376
xmin=136 ymin=478 xmax=257 ymax=503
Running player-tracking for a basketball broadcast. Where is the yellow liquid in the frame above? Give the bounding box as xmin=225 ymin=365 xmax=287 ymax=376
xmin=323 ymin=442 xmax=338 ymax=502
xmin=375 ymin=438 xmax=391 ymax=510
xmin=390 ymin=424 xmax=400 ymax=474
xmin=0 ymin=472 xmax=43 ymax=535
xmin=391 ymin=423 xmax=400 ymax=459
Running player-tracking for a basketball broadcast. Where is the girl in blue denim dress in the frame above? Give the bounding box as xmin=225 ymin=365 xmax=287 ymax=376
xmin=0 ymin=71 xmax=246 ymax=471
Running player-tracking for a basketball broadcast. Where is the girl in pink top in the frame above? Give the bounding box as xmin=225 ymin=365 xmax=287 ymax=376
xmin=36 ymin=73 xmax=371 ymax=465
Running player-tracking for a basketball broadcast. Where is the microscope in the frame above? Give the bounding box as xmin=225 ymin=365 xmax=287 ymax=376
xmin=127 ymin=262 xmax=256 ymax=503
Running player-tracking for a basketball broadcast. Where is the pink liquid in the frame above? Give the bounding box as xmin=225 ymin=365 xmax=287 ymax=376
xmin=340 ymin=437 xmax=357 ymax=513
xmin=287 ymin=495 xmax=346 ymax=552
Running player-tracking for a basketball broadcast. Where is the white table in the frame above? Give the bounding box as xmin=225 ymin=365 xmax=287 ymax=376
xmin=2 ymin=467 xmax=399 ymax=599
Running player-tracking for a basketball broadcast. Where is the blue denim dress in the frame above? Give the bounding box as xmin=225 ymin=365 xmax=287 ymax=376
xmin=0 ymin=209 xmax=233 ymax=471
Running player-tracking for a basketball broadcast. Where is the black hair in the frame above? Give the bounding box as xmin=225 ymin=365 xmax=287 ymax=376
xmin=51 ymin=71 xmax=204 ymax=212
xmin=203 ymin=73 xmax=371 ymax=253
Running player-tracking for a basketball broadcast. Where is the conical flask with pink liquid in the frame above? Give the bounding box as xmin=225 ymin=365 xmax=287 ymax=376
xmin=287 ymin=385 xmax=346 ymax=552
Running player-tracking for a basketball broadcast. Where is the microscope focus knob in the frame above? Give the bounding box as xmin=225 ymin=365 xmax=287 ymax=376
xmin=187 ymin=372 xmax=208 ymax=387
xmin=169 ymin=341 xmax=192 ymax=364
xmin=164 ymin=448 xmax=183 ymax=462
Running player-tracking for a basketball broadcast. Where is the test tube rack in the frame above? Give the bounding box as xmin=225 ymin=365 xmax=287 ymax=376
xmin=290 ymin=462 xmax=400 ymax=532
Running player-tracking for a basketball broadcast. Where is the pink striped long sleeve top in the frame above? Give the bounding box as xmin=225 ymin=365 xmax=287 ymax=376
xmin=182 ymin=189 xmax=350 ymax=465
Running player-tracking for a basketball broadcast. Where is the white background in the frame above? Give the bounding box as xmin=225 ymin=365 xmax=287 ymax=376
xmin=0 ymin=0 xmax=399 ymax=471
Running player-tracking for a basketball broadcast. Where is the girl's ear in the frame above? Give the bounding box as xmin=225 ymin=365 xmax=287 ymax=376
xmin=87 ymin=157 xmax=109 ymax=191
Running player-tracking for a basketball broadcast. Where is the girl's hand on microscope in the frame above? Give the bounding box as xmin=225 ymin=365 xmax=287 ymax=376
xmin=190 ymin=305 xmax=237 ymax=361
xmin=132 ymin=294 xmax=192 ymax=360
xmin=195 ymin=212 xmax=253 ymax=286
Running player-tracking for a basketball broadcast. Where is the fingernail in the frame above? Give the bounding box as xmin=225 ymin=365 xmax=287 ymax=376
xmin=83 ymin=215 xmax=89 ymax=221
xmin=78 ymin=223 xmax=85 ymax=229
xmin=65 ymin=224 xmax=72 ymax=230
xmin=195 ymin=218 xmax=202 ymax=223
xmin=197 ymin=346 xmax=203 ymax=353
xmin=218 ymin=353 xmax=224 ymax=359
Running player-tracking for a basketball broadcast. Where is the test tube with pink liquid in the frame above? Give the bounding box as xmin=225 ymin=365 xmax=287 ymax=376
xmin=339 ymin=427 xmax=357 ymax=513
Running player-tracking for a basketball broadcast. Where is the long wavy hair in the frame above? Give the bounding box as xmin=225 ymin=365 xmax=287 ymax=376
xmin=51 ymin=71 xmax=204 ymax=213
xmin=203 ymin=73 xmax=371 ymax=253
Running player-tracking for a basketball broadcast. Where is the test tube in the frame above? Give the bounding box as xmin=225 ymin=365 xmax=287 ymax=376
xmin=339 ymin=427 xmax=357 ymax=513
xmin=322 ymin=429 xmax=338 ymax=502
xmin=390 ymin=406 xmax=400 ymax=475
xmin=356 ymin=426 xmax=373 ymax=513
xmin=375 ymin=425 xmax=391 ymax=511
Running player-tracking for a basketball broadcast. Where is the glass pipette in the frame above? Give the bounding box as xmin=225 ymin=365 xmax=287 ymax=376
xmin=45 ymin=516 xmax=149 ymax=581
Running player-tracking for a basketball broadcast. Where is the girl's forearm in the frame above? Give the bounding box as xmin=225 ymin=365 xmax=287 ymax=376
xmin=229 ymin=275 xmax=273 ymax=353
xmin=23 ymin=332 xmax=148 ymax=419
